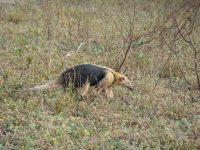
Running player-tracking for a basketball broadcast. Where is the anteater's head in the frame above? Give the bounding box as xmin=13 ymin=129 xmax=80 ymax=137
xmin=115 ymin=73 xmax=134 ymax=90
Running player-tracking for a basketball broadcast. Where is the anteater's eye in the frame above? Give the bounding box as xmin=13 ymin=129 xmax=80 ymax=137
xmin=120 ymin=77 xmax=125 ymax=81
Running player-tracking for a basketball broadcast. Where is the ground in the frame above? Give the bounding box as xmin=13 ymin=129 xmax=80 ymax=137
xmin=0 ymin=0 xmax=200 ymax=149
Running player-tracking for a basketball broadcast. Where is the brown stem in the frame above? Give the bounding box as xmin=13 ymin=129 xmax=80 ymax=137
xmin=116 ymin=38 xmax=133 ymax=72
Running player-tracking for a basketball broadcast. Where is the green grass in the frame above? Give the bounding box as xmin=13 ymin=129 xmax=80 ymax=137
xmin=0 ymin=0 xmax=200 ymax=149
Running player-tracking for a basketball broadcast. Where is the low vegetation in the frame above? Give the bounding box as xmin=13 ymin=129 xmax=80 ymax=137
xmin=0 ymin=0 xmax=200 ymax=149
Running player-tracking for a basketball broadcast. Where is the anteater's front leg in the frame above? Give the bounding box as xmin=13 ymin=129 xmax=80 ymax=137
xmin=104 ymin=87 xmax=114 ymax=98
xmin=96 ymin=71 xmax=115 ymax=95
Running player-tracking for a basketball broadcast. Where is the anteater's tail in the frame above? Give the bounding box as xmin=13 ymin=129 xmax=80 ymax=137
xmin=27 ymin=80 xmax=62 ymax=91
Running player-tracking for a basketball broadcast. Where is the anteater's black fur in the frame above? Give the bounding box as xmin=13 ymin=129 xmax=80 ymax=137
xmin=58 ymin=64 xmax=106 ymax=90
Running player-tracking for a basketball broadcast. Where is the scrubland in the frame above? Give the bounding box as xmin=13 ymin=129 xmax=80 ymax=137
xmin=0 ymin=0 xmax=200 ymax=149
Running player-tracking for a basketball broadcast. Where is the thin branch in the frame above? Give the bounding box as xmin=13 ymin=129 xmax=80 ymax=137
xmin=152 ymin=54 xmax=171 ymax=91
xmin=188 ymin=2 xmax=200 ymax=35
xmin=180 ymin=120 xmax=200 ymax=138
xmin=162 ymin=33 xmax=193 ymax=86
xmin=180 ymin=34 xmax=200 ymax=89
xmin=116 ymin=38 xmax=133 ymax=72
xmin=113 ymin=19 xmax=128 ymax=43
xmin=115 ymin=2 xmax=135 ymax=72
xmin=0 ymin=66 xmax=3 ymax=77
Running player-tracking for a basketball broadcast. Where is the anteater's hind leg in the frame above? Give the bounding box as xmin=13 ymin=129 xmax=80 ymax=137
xmin=74 ymin=81 xmax=90 ymax=117
xmin=77 ymin=81 xmax=90 ymax=97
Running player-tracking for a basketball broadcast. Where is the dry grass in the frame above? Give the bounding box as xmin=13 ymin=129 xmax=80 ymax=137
xmin=0 ymin=0 xmax=200 ymax=149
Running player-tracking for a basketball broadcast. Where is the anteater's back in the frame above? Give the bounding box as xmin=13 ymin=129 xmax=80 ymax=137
xmin=58 ymin=64 xmax=107 ymax=88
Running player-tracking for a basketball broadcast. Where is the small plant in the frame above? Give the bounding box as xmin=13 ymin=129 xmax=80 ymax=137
xmin=134 ymin=52 xmax=149 ymax=70
xmin=5 ymin=10 xmax=26 ymax=24
xmin=1 ymin=0 xmax=200 ymax=149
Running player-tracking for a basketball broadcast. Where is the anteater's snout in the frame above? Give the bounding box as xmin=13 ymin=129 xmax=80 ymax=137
xmin=123 ymin=78 xmax=134 ymax=90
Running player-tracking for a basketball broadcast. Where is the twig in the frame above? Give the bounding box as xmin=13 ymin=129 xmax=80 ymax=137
xmin=116 ymin=38 xmax=133 ymax=72
xmin=180 ymin=120 xmax=200 ymax=138
xmin=162 ymin=32 xmax=193 ymax=87
xmin=0 ymin=66 xmax=3 ymax=77
xmin=152 ymin=54 xmax=171 ymax=91
xmin=76 ymin=42 xmax=85 ymax=52
xmin=113 ymin=19 xmax=128 ymax=43
xmin=179 ymin=33 xmax=200 ymax=89
xmin=115 ymin=2 xmax=135 ymax=72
